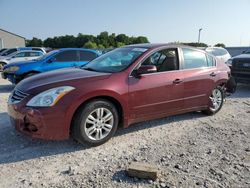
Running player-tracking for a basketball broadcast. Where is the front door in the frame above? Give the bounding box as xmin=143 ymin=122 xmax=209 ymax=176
xmin=128 ymin=48 xmax=184 ymax=123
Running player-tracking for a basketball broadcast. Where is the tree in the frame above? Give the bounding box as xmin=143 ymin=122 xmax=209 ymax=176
xmin=214 ymin=43 xmax=226 ymax=48
xmin=116 ymin=42 xmax=125 ymax=47
xmin=132 ymin=36 xmax=149 ymax=44
xmin=28 ymin=32 xmax=149 ymax=49
xmin=83 ymin=41 xmax=98 ymax=49
xmin=183 ymin=42 xmax=208 ymax=47
xmin=26 ymin=37 xmax=43 ymax=47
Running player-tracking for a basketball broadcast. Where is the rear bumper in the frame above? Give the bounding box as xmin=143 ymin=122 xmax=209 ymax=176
xmin=8 ymin=103 xmax=70 ymax=140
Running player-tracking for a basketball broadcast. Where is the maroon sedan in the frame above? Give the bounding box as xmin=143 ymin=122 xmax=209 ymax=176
xmin=7 ymin=44 xmax=231 ymax=146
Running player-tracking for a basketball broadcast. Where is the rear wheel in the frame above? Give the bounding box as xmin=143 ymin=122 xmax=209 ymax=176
xmin=202 ymin=86 xmax=224 ymax=115
xmin=72 ymin=99 xmax=119 ymax=146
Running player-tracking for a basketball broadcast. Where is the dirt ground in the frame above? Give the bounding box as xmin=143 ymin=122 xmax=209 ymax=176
xmin=0 ymin=77 xmax=249 ymax=188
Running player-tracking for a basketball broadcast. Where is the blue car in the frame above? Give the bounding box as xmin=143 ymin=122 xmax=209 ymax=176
xmin=2 ymin=48 xmax=100 ymax=84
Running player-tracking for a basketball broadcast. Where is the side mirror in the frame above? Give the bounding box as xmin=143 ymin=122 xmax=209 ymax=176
xmin=136 ymin=65 xmax=157 ymax=76
xmin=48 ymin=57 xmax=56 ymax=63
xmin=242 ymin=50 xmax=246 ymax=54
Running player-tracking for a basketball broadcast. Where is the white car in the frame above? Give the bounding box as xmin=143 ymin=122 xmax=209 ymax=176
xmin=0 ymin=50 xmax=44 ymax=71
xmin=205 ymin=47 xmax=231 ymax=63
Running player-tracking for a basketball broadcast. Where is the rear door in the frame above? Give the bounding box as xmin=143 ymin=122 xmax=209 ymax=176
xmin=9 ymin=52 xmax=26 ymax=63
xmin=180 ymin=48 xmax=217 ymax=110
xmin=41 ymin=50 xmax=78 ymax=72
xmin=128 ymin=48 xmax=184 ymax=123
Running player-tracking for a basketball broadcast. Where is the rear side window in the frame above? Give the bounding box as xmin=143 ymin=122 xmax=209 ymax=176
xmin=182 ymin=48 xmax=207 ymax=69
xmin=27 ymin=51 xmax=42 ymax=57
xmin=207 ymin=55 xmax=216 ymax=67
xmin=55 ymin=50 xmax=78 ymax=62
xmin=79 ymin=51 xmax=97 ymax=61
xmin=15 ymin=52 xmax=25 ymax=57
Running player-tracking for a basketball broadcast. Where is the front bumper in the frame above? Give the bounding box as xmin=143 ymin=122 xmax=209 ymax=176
xmin=231 ymin=71 xmax=250 ymax=84
xmin=1 ymin=72 xmax=19 ymax=84
xmin=8 ymin=102 xmax=70 ymax=140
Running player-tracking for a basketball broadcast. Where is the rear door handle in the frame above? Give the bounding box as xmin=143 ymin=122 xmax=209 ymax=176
xmin=173 ymin=78 xmax=183 ymax=84
xmin=210 ymin=72 xmax=216 ymax=77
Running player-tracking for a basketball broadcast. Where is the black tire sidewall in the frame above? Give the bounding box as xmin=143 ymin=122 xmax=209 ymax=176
xmin=74 ymin=100 xmax=119 ymax=146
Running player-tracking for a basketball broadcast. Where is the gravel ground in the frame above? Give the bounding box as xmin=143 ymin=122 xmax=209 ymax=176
xmin=0 ymin=78 xmax=249 ymax=188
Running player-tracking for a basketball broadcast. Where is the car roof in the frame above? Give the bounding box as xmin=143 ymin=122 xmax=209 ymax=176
xmin=58 ymin=48 xmax=98 ymax=52
xmin=15 ymin=50 xmax=44 ymax=53
xmin=124 ymin=43 xmax=199 ymax=50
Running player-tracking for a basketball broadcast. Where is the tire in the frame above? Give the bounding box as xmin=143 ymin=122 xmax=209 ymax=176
xmin=202 ymin=86 xmax=224 ymax=115
xmin=72 ymin=99 xmax=119 ymax=146
xmin=0 ymin=62 xmax=6 ymax=72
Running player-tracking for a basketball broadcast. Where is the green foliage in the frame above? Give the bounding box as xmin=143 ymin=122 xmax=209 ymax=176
xmin=116 ymin=42 xmax=125 ymax=47
xmin=83 ymin=41 xmax=98 ymax=49
xmin=29 ymin=31 xmax=149 ymax=49
xmin=26 ymin=37 xmax=43 ymax=47
xmin=214 ymin=43 xmax=226 ymax=48
xmin=183 ymin=42 xmax=208 ymax=47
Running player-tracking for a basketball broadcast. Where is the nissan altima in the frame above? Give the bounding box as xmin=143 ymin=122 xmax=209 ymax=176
xmin=7 ymin=44 xmax=231 ymax=146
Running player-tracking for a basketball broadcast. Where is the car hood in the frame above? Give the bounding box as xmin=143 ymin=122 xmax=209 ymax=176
xmin=232 ymin=54 xmax=250 ymax=59
xmin=4 ymin=60 xmax=37 ymax=68
xmin=16 ymin=68 xmax=111 ymax=94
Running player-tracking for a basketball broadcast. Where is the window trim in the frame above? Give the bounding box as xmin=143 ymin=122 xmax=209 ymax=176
xmin=129 ymin=47 xmax=181 ymax=77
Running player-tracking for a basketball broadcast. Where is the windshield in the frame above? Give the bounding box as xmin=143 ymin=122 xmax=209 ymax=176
xmin=35 ymin=50 xmax=59 ymax=61
xmin=244 ymin=49 xmax=250 ymax=54
xmin=82 ymin=47 xmax=148 ymax=73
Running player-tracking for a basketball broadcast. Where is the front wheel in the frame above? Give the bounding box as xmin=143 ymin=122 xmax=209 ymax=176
xmin=0 ymin=62 xmax=6 ymax=72
xmin=72 ymin=100 xmax=119 ymax=146
xmin=202 ymin=86 xmax=224 ymax=115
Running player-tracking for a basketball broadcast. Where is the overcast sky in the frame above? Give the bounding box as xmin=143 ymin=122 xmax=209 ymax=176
xmin=1 ymin=0 xmax=250 ymax=46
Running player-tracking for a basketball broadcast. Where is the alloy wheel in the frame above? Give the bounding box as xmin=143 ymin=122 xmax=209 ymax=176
xmin=84 ymin=107 xmax=114 ymax=141
xmin=209 ymin=88 xmax=222 ymax=112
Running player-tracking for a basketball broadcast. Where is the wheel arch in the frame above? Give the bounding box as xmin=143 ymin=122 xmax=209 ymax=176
xmin=21 ymin=70 xmax=41 ymax=78
xmin=69 ymin=95 xmax=124 ymax=135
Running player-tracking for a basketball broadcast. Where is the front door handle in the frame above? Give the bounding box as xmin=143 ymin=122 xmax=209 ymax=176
xmin=210 ymin=72 xmax=216 ymax=77
xmin=173 ymin=78 xmax=183 ymax=84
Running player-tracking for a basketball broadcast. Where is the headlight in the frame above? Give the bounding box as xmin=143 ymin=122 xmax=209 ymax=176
xmin=4 ymin=66 xmax=19 ymax=73
xmin=226 ymin=59 xmax=232 ymax=66
xmin=26 ymin=86 xmax=75 ymax=107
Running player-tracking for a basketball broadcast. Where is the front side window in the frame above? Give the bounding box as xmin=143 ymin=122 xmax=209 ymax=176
xmin=55 ymin=50 xmax=78 ymax=62
xmin=140 ymin=49 xmax=179 ymax=72
xmin=182 ymin=48 xmax=207 ymax=69
xmin=82 ymin=47 xmax=148 ymax=73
